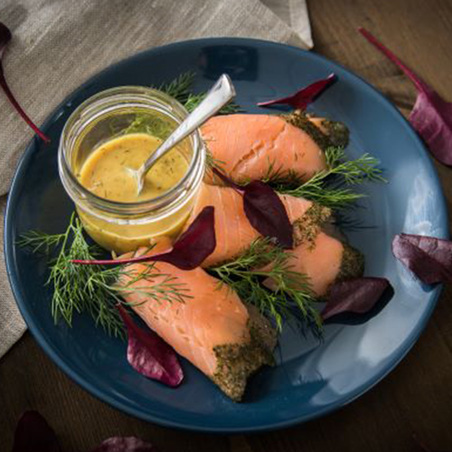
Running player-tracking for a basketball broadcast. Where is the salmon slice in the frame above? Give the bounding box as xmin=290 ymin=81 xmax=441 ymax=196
xmin=187 ymin=184 xmax=260 ymax=267
xmin=202 ymin=114 xmax=327 ymax=184
xmin=184 ymin=183 xmax=328 ymax=267
xmin=264 ymin=231 xmax=364 ymax=297
xmin=118 ymin=239 xmax=276 ymax=401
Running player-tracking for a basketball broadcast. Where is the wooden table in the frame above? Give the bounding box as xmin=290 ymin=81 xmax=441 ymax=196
xmin=1 ymin=0 xmax=452 ymax=450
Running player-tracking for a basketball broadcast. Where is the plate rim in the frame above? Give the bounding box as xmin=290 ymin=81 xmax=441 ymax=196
xmin=4 ymin=36 xmax=449 ymax=433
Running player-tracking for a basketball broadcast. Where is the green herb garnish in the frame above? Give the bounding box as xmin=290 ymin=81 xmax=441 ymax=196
xmin=184 ymin=92 xmax=241 ymax=114
xmin=208 ymin=238 xmax=322 ymax=334
xmin=265 ymin=147 xmax=385 ymax=209
xmin=158 ymin=71 xmax=241 ymax=114
xmin=18 ymin=214 xmax=189 ymax=337
xmin=159 ymin=71 xmax=195 ymax=103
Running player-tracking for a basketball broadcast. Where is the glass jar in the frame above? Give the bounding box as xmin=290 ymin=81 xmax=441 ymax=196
xmin=58 ymin=87 xmax=205 ymax=254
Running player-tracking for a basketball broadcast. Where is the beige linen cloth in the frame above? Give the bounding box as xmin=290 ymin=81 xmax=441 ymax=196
xmin=0 ymin=0 xmax=312 ymax=358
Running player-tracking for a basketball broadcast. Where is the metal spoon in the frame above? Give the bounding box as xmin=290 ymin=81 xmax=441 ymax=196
xmin=133 ymin=74 xmax=236 ymax=195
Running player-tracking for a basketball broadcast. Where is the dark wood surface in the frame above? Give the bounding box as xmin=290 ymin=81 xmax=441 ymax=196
xmin=1 ymin=0 xmax=452 ymax=450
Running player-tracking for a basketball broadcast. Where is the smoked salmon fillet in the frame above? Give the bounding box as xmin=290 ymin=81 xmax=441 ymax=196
xmin=185 ymin=183 xmax=330 ymax=267
xmin=264 ymin=231 xmax=364 ymax=297
xmin=118 ymin=239 xmax=276 ymax=401
xmin=183 ymin=184 xmax=362 ymax=296
xmin=202 ymin=114 xmax=327 ymax=184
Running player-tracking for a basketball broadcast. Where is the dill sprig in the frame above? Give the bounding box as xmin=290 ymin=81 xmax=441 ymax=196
xmin=17 ymin=230 xmax=66 ymax=254
xmin=158 ymin=71 xmax=195 ymax=104
xmin=208 ymin=238 xmax=322 ymax=334
xmin=184 ymin=92 xmax=241 ymax=114
xmin=157 ymin=71 xmax=241 ymax=114
xmin=268 ymin=147 xmax=385 ymax=209
xmin=323 ymin=147 xmax=385 ymax=184
xmin=19 ymin=214 xmax=190 ymax=337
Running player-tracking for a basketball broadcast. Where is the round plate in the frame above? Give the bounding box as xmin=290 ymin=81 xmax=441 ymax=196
xmin=4 ymin=38 xmax=448 ymax=433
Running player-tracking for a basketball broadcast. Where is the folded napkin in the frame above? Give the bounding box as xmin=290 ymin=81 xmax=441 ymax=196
xmin=0 ymin=0 xmax=312 ymax=358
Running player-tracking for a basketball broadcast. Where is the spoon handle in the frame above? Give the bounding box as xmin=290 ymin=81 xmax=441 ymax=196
xmin=138 ymin=74 xmax=236 ymax=183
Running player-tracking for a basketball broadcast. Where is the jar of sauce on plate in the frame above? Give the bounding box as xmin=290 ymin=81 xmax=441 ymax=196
xmin=58 ymin=87 xmax=205 ymax=254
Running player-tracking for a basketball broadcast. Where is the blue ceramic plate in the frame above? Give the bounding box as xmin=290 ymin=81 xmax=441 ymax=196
xmin=4 ymin=38 xmax=448 ymax=433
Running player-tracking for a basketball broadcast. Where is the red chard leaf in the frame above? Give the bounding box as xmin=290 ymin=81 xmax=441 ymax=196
xmin=359 ymin=27 xmax=452 ymax=166
xmin=117 ymin=305 xmax=183 ymax=387
xmin=91 ymin=436 xmax=157 ymax=452
xmin=12 ymin=411 xmax=61 ymax=452
xmin=409 ymin=91 xmax=452 ymax=165
xmin=257 ymin=73 xmax=336 ymax=109
xmin=243 ymin=181 xmax=293 ymax=249
xmin=0 ymin=22 xmax=50 ymax=143
xmin=153 ymin=205 xmax=216 ymax=269
xmin=72 ymin=206 xmax=216 ymax=269
xmin=392 ymin=233 xmax=452 ymax=284
xmin=212 ymin=168 xmax=293 ymax=248
xmin=322 ymin=277 xmax=392 ymax=320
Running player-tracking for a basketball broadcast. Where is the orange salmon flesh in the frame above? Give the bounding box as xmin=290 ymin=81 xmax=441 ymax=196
xmin=202 ymin=114 xmax=327 ymax=184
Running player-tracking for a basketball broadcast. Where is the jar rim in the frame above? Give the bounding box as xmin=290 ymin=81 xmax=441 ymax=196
xmin=58 ymin=86 xmax=205 ymax=215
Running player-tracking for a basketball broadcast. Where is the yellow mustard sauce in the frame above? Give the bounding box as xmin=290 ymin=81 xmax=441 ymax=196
xmin=77 ymin=133 xmax=191 ymax=253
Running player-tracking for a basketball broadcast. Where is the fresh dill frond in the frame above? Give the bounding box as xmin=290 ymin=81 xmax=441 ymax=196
xmin=155 ymin=71 xmax=241 ymax=114
xmin=324 ymin=147 xmax=385 ymax=184
xmin=270 ymin=147 xmax=385 ymax=209
xmin=19 ymin=214 xmax=190 ymax=337
xmin=284 ymin=183 xmax=365 ymax=209
xmin=43 ymin=213 xmax=124 ymax=335
xmin=158 ymin=71 xmax=195 ymax=104
xmin=260 ymin=159 xmax=304 ymax=187
xmin=208 ymin=238 xmax=322 ymax=334
xmin=183 ymin=92 xmax=206 ymax=112
xmin=116 ymin=264 xmax=190 ymax=307
xmin=17 ymin=230 xmax=66 ymax=254
xmin=184 ymin=92 xmax=241 ymax=114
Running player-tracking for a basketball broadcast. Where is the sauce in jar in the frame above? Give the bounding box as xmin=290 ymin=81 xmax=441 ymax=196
xmin=58 ymin=87 xmax=205 ymax=255
xmin=79 ymin=133 xmax=188 ymax=203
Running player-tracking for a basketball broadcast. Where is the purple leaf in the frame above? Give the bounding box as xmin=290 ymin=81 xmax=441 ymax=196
xmin=359 ymin=27 xmax=452 ymax=166
xmin=410 ymin=90 xmax=452 ymax=165
xmin=322 ymin=277 xmax=391 ymax=320
xmin=151 ymin=205 xmax=216 ymax=269
xmin=243 ymin=181 xmax=293 ymax=249
xmin=117 ymin=305 xmax=183 ymax=387
xmin=212 ymin=168 xmax=293 ymax=248
xmin=72 ymin=206 xmax=216 ymax=269
xmin=392 ymin=233 xmax=452 ymax=284
xmin=12 ymin=411 xmax=60 ymax=452
xmin=257 ymin=73 xmax=336 ymax=109
xmin=91 ymin=436 xmax=157 ymax=452
xmin=0 ymin=22 xmax=50 ymax=142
